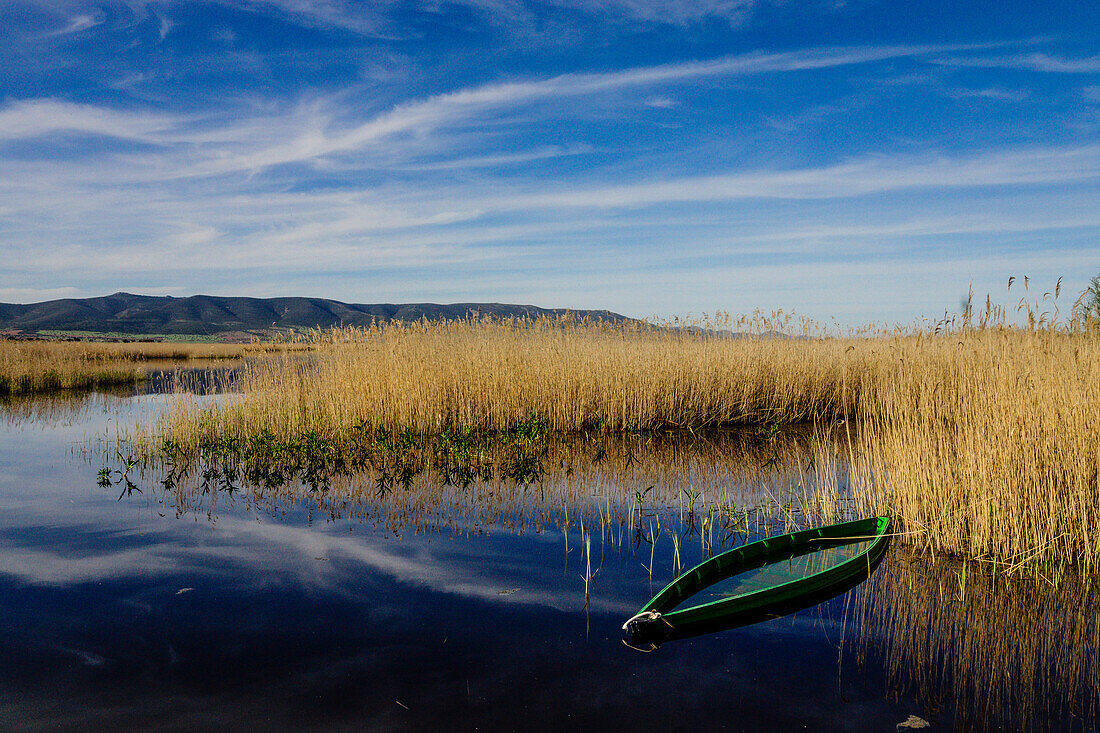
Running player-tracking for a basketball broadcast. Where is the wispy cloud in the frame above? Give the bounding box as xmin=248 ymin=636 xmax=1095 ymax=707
xmin=944 ymin=86 xmax=1027 ymax=102
xmin=389 ymin=144 xmax=594 ymax=171
xmin=456 ymin=0 xmax=758 ymax=27
xmin=191 ymin=0 xmax=762 ymax=34
xmin=0 ymin=286 xmax=82 ymax=303
xmin=643 ymin=95 xmax=677 ymax=108
xmin=0 ymin=99 xmax=183 ymax=142
xmin=208 ymin=0 xmax=389 ymax=35
xmin=20 ymin=0 xmax=759 ymax=41
xmin=49 ymin=13 xmax=102 ymax=35
xmin=483 ymin=145 xmax=1100 ymax=211
xmin=935 ymin=52 xmax=1100 ymax=74
xmin=156 ymin=11 xmax=173 ymax=40
xmin=0 ymin=42 xmax=997 ymax=179
xmin=3 ymin=140 xmax=1098 ymax=307
xmin=201 ymin=44 xmax=945 ymax=175
xmin=0 ymin=2 xmax=1095 ymax=323
xmin=0 ymin=516 xmax=632 ymax=613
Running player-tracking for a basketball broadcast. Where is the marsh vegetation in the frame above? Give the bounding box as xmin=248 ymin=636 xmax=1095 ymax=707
xmin=111 ymin=287 xmax=1099 ymax=578
xmin=13 ymin=282 xmax=1100 ymax=576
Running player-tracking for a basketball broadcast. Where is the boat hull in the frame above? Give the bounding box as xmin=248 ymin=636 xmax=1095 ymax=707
xmin=623 ymin=516 xmax=891 ymax=645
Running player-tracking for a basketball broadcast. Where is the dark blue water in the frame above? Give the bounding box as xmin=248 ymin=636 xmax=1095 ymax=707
xmin=0 ymin=388 xmax=1093 ymax=731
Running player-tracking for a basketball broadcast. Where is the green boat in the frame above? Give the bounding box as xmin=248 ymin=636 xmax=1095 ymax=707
xmin=622 ymin=516 xmax=891 ymax=646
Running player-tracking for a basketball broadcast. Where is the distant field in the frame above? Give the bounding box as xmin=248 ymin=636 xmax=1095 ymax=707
xmin=36 ymin=330 xmax=229 ymax=343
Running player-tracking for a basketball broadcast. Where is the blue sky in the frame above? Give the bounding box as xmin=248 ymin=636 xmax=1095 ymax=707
xmin=1 ymin=1 xmax=1098 ymax=324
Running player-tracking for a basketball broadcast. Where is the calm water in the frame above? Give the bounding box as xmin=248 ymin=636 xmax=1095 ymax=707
xmin=0 ymin=382 xmax=1096 ymax=731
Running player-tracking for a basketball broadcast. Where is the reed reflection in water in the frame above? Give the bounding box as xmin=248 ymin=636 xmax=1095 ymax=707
xmin=0 ymin=364 xmax=238 ymax=429
xmin=104 ymin=427 xmax=835 ymax=539
xmin=854 ymin=547 xmax=1100 ymax=731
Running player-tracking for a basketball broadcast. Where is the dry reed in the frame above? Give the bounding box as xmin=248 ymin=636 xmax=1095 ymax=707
xmin=159 ymin=315 xmax=860 ymax=442
xmin=850 ymin=328 xmax=1100 ymax=573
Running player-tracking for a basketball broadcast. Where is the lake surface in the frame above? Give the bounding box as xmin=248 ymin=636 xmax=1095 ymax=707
xmin=1 ymin=378 xmax=1096 ymax=731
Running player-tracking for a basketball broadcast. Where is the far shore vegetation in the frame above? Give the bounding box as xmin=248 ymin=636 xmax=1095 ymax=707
xmin=33 ymin=329 xmax=230 ymax=342
xmin=13 ymin=278 xmax=1100 ymax=578
xmin=0 ymin=339 xmax=287 ymax=395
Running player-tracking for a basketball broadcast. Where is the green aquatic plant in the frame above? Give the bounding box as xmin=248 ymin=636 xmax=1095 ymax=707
xmin=135 ymin=415 xmax=573 ymax=501
xmin=579 ymin=528 xmax=598 ymax=608
xmin=97 ymin=448 xmax=142 ymax=500
xmin=115 ymin=448 xmax=137 ymax=473
xmin=680 ymin=487 xmax=701 ymax=518
xmin=501 ymin=413 xmax=547 ymax=446
xmin=755 ymin=418 xmax=783 ymax=441
xmin=641 ymin=515 xmax=662 ymax=581
xmin=431 ymin=424 xmax=494 ymax=488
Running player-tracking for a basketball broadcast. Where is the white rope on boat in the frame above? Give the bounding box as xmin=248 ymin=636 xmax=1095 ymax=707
xmin=621 ymin=609 xmax=663 ymax=631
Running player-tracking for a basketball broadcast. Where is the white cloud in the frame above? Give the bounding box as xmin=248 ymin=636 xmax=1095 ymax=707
xmin=3 ymin=137 xmax=1099 ymax=288
xmin=643 ymin=95 xmax=677 ymax=108
xmin=945 ymin=86 xmax=1027 ymax=102
xmin=458 ymin=0 xmax=757 ymax=26
xmin=481 ymin=145 xmax=1100 ymax=211
xmin=49 ymin=13 xmax=102 ymax=35
xmin=211 ymin=26 xmax=237 ymax=43
xmin=571 ymin=0 xmax=755 ymax=24
xmin=0 ymin=99 xmax=183 ymax=142
xmin=0 ymin=28 xmax=1093 ymax=322
xmin=0 ymin=516 xmax=632 ymax=613
xmin=215 ymin=0 xmax=393 ymax=34
xmin=196 ymin=0 xmax=760 ymax=34
xmin=1 ymin=42 xmax=988 ymax=178
xmin=935 ymin=52 xmax=1100 ymax=74
xmin=0 ymin=286 xmax=82 ymax=302
xmin=156 ymin=11 xmax=173 ymax=39
xmin=390 ymin=144 xmax=593 ymax=171
xmin=17 ymin=0 xmax=767 ymax=39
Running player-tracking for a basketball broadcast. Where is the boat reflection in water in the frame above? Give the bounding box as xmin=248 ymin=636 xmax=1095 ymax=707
xmin=622 ymin=517 xmax=890 ymax=648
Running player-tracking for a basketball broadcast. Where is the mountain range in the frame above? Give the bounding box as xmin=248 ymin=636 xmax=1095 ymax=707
xmin=0 ymin=292 xmax=631 ymax=338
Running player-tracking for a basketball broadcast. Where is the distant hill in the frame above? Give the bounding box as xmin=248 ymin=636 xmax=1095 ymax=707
xmin=0 ymin=292 xmax=633 ymax=338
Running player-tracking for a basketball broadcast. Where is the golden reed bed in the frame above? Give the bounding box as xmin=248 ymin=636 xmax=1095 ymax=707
xmin=148 ymin=307 xmax=1099 ymax=575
